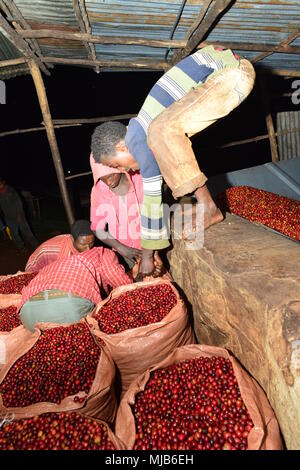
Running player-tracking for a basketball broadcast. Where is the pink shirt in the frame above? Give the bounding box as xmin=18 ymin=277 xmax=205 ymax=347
xmin=25 ymin=234 xmax=78 ymax=273
xmin=90 ymin=154 xmax=143 ymax=250
xmin=20 ymin=247 xmax=132 ymax=310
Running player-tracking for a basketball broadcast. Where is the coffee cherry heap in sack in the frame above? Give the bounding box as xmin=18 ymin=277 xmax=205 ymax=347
xmin=0 ymin=272 xmax=37 ymax=295
xmin=133 ymin=356 xmax=254 ymax=450
xmin=0 ymin=306 xmax=21 ymax=332
xmin=93 ymin=284 xmax=177 ymax=334
xmin=0 ymin=323 xmax=101 ymax=407
xmin=0 ymin=412 xmax=116 ymax=450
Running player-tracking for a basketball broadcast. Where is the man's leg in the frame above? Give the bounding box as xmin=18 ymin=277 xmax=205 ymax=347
xmin=6 ymin=218 xmax=25 ymax=250
xmin=17 ymin=211 xmax=38 ymax=248
xmin=148 ymin=59 xmax=255 ymax=231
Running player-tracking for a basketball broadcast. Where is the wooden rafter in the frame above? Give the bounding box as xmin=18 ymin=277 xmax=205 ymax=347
xmin=73 ymin=0 xmax=99 ymax=72
xmin=28 ymin=59 xmax=74 ymax=225
xmin=259 ymin=75 xmax=279 ymax=163
xmin=18 ymin=28 xmax=300 ymax=55
xmin=185 ymin=0 xmax=214 ymax=42
xmin=171 ymin=0 xmax=234 ymax=64
xmin=252 ymin=30 xmax=300 ymax=64
xmin=0 ymin=11 xmax=49 ymax=75
xmin=0 ymin=0 xmax=51 ymax=71
xmin=201 ymin=41 xmax=300 ymax=55
xmin=40 ymin=56 xmax=168 ymax=71
xmin=0 ymin=56 xmax=25 ymax=67
xmin=79 ymin=0 xmax=99 ymax=72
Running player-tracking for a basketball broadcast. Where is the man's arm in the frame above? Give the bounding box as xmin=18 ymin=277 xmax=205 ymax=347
xmin=93 ymin=229 xmax=141 ymax=263
xmin=100 ymin=248 xmax=133 ymax=294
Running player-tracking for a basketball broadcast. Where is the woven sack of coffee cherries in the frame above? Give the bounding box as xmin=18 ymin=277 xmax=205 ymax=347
xmin=115 ymin=344 xmax=282 ymax=450
xmin=86 ymin=278 xmax=195 ymax=397
xmin=0 ymin=412 xmax=126 ymax=450
xmin=0 ymin=319 xmax=117 ymax=423
xmin=0 ymin=272 xmax=37 ymax=332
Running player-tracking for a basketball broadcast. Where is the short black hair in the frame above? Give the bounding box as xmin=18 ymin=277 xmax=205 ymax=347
xmin=91 ymin=121 xmax=127 ymax=163
xmin=71 ymin=220 xmax=94 ymax=240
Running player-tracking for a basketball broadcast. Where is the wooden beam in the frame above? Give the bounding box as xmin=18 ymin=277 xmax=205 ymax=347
xmin=0 ymin=123 xmax=82 ymax=138
xmin=79 ymin=0 xmax=99 ymax=73
xmin=28 ymin=59 xmax=75 ymax=226
xmin=201 ymin=40 xmax=300 ymax=54
xmin=21 ymin=29 xmax=187 ymax=47
xmin=19 ymin=28 xmax=300 ymax=55
xmin=262 ymin=69 xmax=300 ymax=78
xmin=65 ymin=171 xmax=92 ymax=181
xmin=171 ymin=0 xmax=234 ymax=64
xmin=201 ymin=128 xmax=300 ymax=153
xmin=0 ymin=56 xmax=26 ymax=67
xmin=1 ymin=0 xmax=51 ymax=71
xmin=41 ymin=56 xmax=168 ymax=70
xmin=0 ymin=12 xmax=49 ymax=75
xmin=252 ymin=31 xmax=300 ymax=64
xmin=259 ymin=75 xmax=279 ymax=163
xmin=51 ymin=114 xmax=136 ymax=126
xmin=185 ymin=0 xmax=214 ymax=42
xmin=73 ymin=0 xmax=99 ymax=72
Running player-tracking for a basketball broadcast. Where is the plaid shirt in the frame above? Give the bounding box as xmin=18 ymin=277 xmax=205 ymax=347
xmin=19 ymin=247 xmax=132 ymax=310
xmin=25 ymin=234 xmax=78 ymax=272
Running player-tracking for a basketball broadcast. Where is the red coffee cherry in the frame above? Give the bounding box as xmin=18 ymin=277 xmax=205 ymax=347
xmin=132 ymin=356 xmax=254 ymax=450
xmin=94 ymin=284 xmax=177 ymax=334
xmin=0 ymin=323 xmax=101 ymax=407
xmin=0 ymin=412 xmax=116 ymax=450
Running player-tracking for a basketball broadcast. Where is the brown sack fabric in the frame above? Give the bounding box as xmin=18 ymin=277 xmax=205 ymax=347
xmin=0 ymin=325 xmax=37 ymax=373
xmin=0 ymin=294 xmax=21 ymax=309
xmin=115 ymin=344 xmax=282 ymax=450
xmin=0 ymin=320 xmax=117 ymax=423
xmin=86 ymin=278 xmax=195 ymax=397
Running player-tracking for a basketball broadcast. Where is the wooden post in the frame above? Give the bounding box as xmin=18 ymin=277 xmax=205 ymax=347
xmin=259 ymin=75 xmax=279 ymax=163
xmin=28 ymin=59 xmax=75 ymax=226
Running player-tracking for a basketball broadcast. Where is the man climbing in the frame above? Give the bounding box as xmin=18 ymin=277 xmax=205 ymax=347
xmin=90 ymin=45 xmax=255 ymax=278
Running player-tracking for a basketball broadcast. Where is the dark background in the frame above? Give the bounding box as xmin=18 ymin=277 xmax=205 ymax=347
xmin=0 ymin=65 xmax=297 ymax=267
xmin=0 ymin=66 xmax=296 ymax=191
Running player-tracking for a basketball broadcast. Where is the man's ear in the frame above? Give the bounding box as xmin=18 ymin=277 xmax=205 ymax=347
xmin=115 ymin=139 xmax=127 ymax=152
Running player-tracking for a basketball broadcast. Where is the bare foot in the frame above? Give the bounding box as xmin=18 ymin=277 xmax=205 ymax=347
xmin=181 ymin=185 xmax=224 ymax=240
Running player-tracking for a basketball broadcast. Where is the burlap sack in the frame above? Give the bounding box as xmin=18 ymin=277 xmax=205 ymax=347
xmin=86 ymin=278 xmax=195 ymax=397
xmin=0 ymin=320 xmax=117 ymax=423
xmin=0 ymin=294 xmax=22 ymax=309
xmin=0 ymin=271 xmax=32 ymax=308
xmin=0 ymin=412 xmax=126 ymax=450
xmin=115 ymin=344 xmax=282 ymax=450
xmin=0 ymin=271 xmax=24 ymax=282
xmin=0 ymin=325 xmax=36 ymax=373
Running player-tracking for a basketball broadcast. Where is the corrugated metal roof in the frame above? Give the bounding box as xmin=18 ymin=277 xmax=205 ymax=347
xmin=0 ymin=0 xmax=299 ymax=77
xmin=277 ymin=111 xmax=300 ymax=161
xmin=0 ymin=31 xmax=29 ymax=78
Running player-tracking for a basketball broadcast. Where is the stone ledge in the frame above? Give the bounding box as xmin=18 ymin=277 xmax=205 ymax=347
xmin=168 ymin=213 xmax=300 ymax=449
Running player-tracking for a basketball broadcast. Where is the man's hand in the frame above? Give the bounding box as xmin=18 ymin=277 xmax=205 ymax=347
xmin=118 ymin=245 xmax=142 ymax=263
xmin=134 ymin=249 xmax=167 ymax=281
xmin=152 ymin=251 xmax=165 ymax=278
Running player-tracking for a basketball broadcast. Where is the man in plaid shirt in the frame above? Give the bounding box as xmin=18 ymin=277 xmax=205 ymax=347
xmin=19 ymin=246 xmax=132 ymax=331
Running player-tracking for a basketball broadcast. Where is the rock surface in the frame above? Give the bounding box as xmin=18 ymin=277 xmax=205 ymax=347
xmin=168 ymin=213 xmax=300 ymax=449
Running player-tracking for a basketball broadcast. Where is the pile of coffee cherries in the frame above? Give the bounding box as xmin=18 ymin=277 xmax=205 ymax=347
xmin=216 ymin=186 xmax=300 ymax=241
xmin=0 ymin=412 xmax=116 ymax=450
xmin=0 ymin=323 xmax=101 ymax=407
xmin=133 ymin=356 xmax=254 ymax=450
xmin=0 ymin=272 xmax=37 ymax=295
xmin=0 ymin=306 xmax=21 ymax=332
xmin=94 ymin=284 xmax=177 ymax=334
